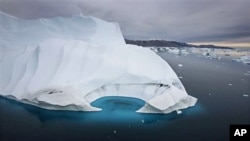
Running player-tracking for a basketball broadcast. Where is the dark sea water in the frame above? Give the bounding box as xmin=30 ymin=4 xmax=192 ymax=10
xmin=0 ymin=50 xmax=249 ymax=141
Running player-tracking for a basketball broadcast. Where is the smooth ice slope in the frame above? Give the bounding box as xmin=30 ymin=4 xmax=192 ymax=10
xmin=0 ymin=11 xmax=197 ymax=114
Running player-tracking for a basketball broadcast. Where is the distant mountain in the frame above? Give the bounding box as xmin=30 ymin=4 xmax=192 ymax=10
xmin=125 ymin=39 xmax=233 ymax=49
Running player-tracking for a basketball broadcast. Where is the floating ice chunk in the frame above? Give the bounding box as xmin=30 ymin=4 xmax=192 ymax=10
xmin=243 ymin=94 xmax=249 ymax=97
xmin=168 ymin=47 xmax=189 ymax=56
xmin=168 ymin=48 xmax=180 ymax=54
xmin=244 ymin=71 xmax=250 ymax=76
xmin=233 ymin=55 xmax=250 ymax=65
xmin=178 ymin=64 xmax=183 ymax=67
xmin=150 ymin=47 xmax=158 ymax=52
xmin=228 ymin=83 xmax=232 ymax=86
xmin=176 ymin=110 xmax=182 ymax=114
xmin=159 ymin=47 xmax=167 ymax=52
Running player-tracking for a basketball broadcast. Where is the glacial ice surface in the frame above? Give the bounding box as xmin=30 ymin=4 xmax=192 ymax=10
xmin=0 ymin=12 xmax=197 ymax=114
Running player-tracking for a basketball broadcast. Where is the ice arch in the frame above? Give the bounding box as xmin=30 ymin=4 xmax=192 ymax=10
xmin=86 ymin=83 xmax=196 ymax=113
xmin=0 ymin=11 xmax=197 ymax=114
xmin=91 ymin=96 xmax=145 ymax=112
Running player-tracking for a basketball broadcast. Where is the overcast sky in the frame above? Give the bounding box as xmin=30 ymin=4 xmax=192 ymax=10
xmin=0 ymin=0 xmax=250 ymax=47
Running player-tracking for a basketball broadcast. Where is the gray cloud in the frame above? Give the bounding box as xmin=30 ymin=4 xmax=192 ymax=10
xmin=0 ymin=0 xmax=250 ymax=45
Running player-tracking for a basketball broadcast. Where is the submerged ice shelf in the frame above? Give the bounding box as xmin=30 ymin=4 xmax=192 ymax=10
xmin=0 ymin=11 xmax=197 ymax=114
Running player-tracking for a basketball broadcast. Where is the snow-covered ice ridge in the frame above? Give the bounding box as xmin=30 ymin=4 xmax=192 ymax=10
xmin=0 ymin=12 xmax=197 ymax=114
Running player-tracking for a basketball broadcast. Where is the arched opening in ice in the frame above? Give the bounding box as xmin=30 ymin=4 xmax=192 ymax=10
xmin=83 ymin=83 xmax=196 ymax=114
xmin=91 ymin=96 xmax=145 ymax=112
xmin=85 ymin=83 xmax=169 ymax=112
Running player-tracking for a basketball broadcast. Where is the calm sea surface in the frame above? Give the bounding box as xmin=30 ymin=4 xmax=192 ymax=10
xmin=0 ymin=49 xmax=249 ymax=141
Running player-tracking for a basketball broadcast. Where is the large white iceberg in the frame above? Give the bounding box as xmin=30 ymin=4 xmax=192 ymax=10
xmin=0 ymin=11 xmax=197 ymax=114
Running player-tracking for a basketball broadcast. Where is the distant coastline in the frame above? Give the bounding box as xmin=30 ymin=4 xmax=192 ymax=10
xmin=125 ymin=39 xmax=233 ymax=49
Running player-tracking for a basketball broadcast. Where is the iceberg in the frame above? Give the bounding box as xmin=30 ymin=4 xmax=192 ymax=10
xmin=233 ymin=55 xmax=250 ymax=65
xmin=0 ymin=11 xmax=197 ymax=114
